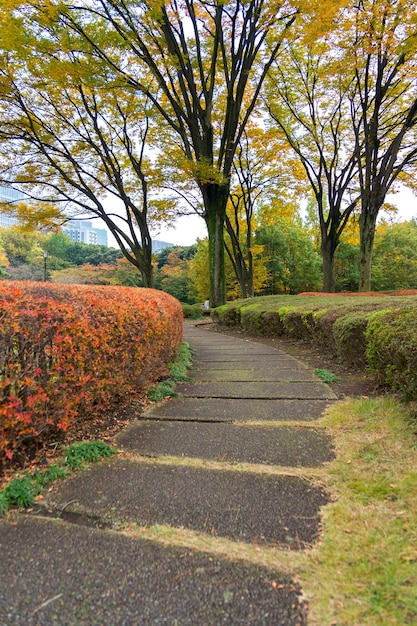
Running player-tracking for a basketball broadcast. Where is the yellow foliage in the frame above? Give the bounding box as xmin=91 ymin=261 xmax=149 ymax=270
xmin=0 ymin=201 xmax=65 ymax=233
xmin=0 ymin=247 xmax=8 ymax=266
xmin=188 ymin=239 xmax=210 ymax=302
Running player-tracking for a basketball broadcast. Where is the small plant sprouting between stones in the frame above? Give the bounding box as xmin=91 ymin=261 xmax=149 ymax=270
xmin=0 ymin=441 xmax=116 ymax=515
xmin=314 ymin=368 xmax=340 ymax=383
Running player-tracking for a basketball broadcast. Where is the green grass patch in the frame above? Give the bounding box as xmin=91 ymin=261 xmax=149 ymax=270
xmin=147 ymin=341 xmax=193 ymax=402
xmin=147 ymin=380 xmax=179 ymax=402
xmin=303 ymin=397 xmax=417 ymax=625
xmin=63 ymin=441 xmax=116 ymax=470
xmin=314 ymin=368 xmax=340 ymax=383
xmin=0 ymin=441 xmax=115 ymax=515
xmin=167 ymin=342 xmax=193 ymax=381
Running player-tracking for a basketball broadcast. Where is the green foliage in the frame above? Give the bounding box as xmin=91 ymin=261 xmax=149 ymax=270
xmin=156 ymin=245 xmax=197 ymax=270
xmin=314 ymin=368 xmax=339 ymax=383
xmin=44 ymin=232 xmax=72 ymax=259
xmin=213 ymin=294 xmax=417 ymax=397
xmin=64 ymin=242 xmax=122 ymax=267
xmin=255 ymin=221 xmax=322 ymax=295
xmin=0 ymin=491 xmax=8 ymax=516
xmin=147 ymin=341 xmax=193 ymax=400
xmin=33 ymin=463 xmax=69 ymax=486
xmin=0 ymin=442 xmax=115 ymax=515
xmin=366 ymin=308 xmax=417 ymax=399
xmin=372 ymin=220 xmax=417 ymax=291
xmin=167 ymin=342 xmax=193 ymax=381
xmin=147 ymin=380 xmax=179 ymax=402
xmin=1 ymin=475 xmax=37 ymax=509
xmin=0 ymin=226 xmax=46 ymax=266
xmin=64 ymin=441 xmax=116 ymax=470
xmin=334 ymin=241 xmax=360 ymax=292
xmin=156 ymin=247 xmax=198 ymax=304
xmin=182 ymin=303 xmax=204 ymax=319
xmin=333 ymin=312 xmax=371 ymax=367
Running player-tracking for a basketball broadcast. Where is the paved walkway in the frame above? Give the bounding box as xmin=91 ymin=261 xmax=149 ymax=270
xmin=0 ymin=322 xmax=337 ymax=625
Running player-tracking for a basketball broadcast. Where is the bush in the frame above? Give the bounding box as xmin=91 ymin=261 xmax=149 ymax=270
xmin=0 ymin=282 xmax=183 ymax=465
xmin=333 ymin=313 xmax=371 ymax=368
xmin=182 ymin=303 xmax=204 ymax=319
xmin=212 ymin=294 xmax=417 ymax=398
xmin=366 ymin=308 xmax=417 ymax=398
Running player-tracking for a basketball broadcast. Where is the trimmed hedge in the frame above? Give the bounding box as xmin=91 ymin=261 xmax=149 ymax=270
xmin=366 ymin=309 xmax=417 ymax=399
xmin=0 ymin=282 xmax=183 ymax=463
xmin=212 ymin=295 xmax=417 ymax=399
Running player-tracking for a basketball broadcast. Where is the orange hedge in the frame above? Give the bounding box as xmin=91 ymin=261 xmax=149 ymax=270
xmin=0 ymin=282 xmax=183 ymax=463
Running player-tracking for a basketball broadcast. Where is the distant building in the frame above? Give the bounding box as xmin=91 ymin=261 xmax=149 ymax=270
xmin=62 ymin=219 xmax=108 ymax=246
xmin=152 ymin=239 xmax=174 ymax=253
xmin=0 ymin=186 xmax=23 ymax=227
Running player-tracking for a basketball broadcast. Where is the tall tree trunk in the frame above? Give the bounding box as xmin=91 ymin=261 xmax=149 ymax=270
xmin=321 ymin=236 xmax=336 ymax=292
xmin=135 ymin=241 xmax=153 ymax=288
xmin=358 ymin=209 xmax=378 ymax=292
xmin=225 ymin=214 xmax=254 ymax=299
xmin=203 ymin=183 xmax=229 ymax=307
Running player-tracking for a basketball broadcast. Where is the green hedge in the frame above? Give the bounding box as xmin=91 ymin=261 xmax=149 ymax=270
xmin=212 ymin=295 xmax=417 ymax=399
xmin=366 ymin=308 xmax=417 ymax=399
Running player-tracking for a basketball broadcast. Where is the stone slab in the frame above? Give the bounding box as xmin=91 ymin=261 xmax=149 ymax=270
xmin=191 ymin=345 xmax=282 ymax=355
xmin=190 ymin=368 xmax=315 ymax=382
xmin=190 ymin=359 xmax=304 ymax=370
xmin=177 ymin=381 xmax=336 ymax=400
xmin=44 ymin=459 xmax=329 ymax=548
xmin=193 ymin=352 xmax=305 ymax=369
xmin=116 ymin=420 xmax=334 ymax=467
xmin=146 ymin=397 xmax=330 ymax=422
xmin=0 ymin=517 xmax=307 ymax=626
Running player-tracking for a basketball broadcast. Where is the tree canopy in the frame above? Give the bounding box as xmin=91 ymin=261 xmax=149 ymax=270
xmin=1 ymin=0 xmax=417 ymax=295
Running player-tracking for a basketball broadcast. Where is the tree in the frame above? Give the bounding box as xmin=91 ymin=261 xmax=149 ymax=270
xmin=0 ymin=16 xmax=170 ymax=287
xmin=371 ymin=219 xmax=417 ymax=291
xmin=224 ymin=125 xmax=295 ymax=298
xmin=255 ymin=216 xmax=322 ymax=294
xmin=48 ymin=0 xmax=300 ymax=305
xmin=266 ymin=41 xmax=359 ymax=292
xmin=0 ymin=226 xmax=46 ymax=266
xmin=188 ymin=239 xmax=211 ymax=303
xmin=346 ymin=0 xmax=417 ymax=290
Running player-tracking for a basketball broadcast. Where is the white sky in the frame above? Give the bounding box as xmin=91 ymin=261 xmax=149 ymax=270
xmin=103 ymin=186 xmax=417 ymax=249
xmin=150 ymin=213 xmax=207 ymax=247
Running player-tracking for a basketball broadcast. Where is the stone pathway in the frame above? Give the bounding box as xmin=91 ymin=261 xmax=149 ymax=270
xmin=0 ymin=321 xmax=337 ymax=625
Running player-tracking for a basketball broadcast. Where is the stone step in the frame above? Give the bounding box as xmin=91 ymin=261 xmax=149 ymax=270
xmin=116 ymin=420 xmax=334 ymax=467
xmin=146 ymin=397 xmax=331 ymax=422
xmin=0 ymin=517 xmax=308 ymax=625
xmin=44 ymin=458 xmax=329 ymax=548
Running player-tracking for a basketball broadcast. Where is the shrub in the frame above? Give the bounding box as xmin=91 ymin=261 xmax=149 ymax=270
xmin=0 ymin=282 xmax=183 ymax=466
xmin=366 ymin=308 xmax=417 ymax=399
xmin=182 ymin=303 xmax=204 ymax=319
xmin=211 ymin=294 xmax=417 ymax=397
xmin=333 ymin=313 xmax=372 ymax=368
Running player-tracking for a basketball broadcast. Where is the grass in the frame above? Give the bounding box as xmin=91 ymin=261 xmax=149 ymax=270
xmin=64 ymin=441 xmax=116 ymax=470
xmin=0 ymin=441 xmax=116 ymax=515
xmin=314 ymin=368 xmax=340 ymax=383
xmin=147 ymin=341 xmax=193 ymax=401
xmin=301 ymin=396 xmax=417 ymax=625
xmin=120 ymin=397 xmax=417 ymax=626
